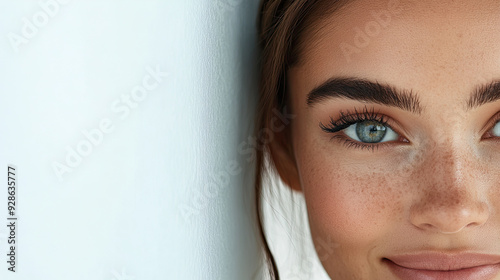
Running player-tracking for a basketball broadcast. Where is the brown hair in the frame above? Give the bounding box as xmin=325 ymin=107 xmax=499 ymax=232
xmin=255 ymin=0 xmax=347 ymax=279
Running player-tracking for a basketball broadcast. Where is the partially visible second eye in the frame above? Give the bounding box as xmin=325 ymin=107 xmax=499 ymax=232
xmin=344 ymin=120 xmax=399 ymax=143
xmin=493 ymin=121 xmax=500 ymax=137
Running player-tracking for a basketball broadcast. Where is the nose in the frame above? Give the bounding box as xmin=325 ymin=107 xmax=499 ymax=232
xmin=409 ymin=145 xmax=490 ymax=234
xmin=410 ymin=197 xmax=489 ymax=234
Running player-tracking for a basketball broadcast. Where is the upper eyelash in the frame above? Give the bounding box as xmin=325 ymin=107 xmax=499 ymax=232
xmin=319 ymin=106 xmax=391 ymax=134
xmin=483 ymin=111 xmax=500 ymax=139
xmin=491 ymin=111 xmax=500 ymax=128
xmin=319 ymin=107 xmax=500 ymax=150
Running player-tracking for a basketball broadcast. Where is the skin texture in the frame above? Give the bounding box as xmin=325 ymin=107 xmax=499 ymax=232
xmin=270 ymin=0 xmax=500 ymax=279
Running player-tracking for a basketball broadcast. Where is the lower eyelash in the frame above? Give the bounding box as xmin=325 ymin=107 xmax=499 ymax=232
xmin=321 ymin=108 xmax=500 ymax=151
xmin=320 ymin=106 xmax=396 ymax=151
xmin=330 ymin=135 xmax=386 ymax=152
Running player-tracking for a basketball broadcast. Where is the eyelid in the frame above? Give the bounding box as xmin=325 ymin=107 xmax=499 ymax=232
xmin=330 ymin=134 xmax=400 ymax=152
xmin=481 ymin=110 xmax=500 ymax=139
xmin=322 ymin=108 xmax=411 ymax=142
xmin=344 ymin=117 xmax=410 ymax=147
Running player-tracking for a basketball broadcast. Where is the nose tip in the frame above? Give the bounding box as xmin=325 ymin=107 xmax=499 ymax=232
xmin=410 ymin=202 xmax=489 ymax=234
xmin=407 ymin=141 xmax=491 ymax=235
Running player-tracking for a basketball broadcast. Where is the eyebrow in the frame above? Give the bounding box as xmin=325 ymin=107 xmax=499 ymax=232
xmin=467 ymin=81 xmax=500 ymax=110
xmin=307 ymin=78 xmax=500 ymax=113
xmin=307 ymin=78 xmax=423 ymax=114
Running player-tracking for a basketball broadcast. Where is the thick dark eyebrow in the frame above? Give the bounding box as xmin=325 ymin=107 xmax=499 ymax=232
xmin=306 ymin=78 xmax=423 ymax=114
xmin=467 ymin=81 xmax=500 ymax=110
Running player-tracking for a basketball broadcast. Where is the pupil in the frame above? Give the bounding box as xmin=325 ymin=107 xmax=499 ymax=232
xmin=356 ymin=121 xmax=387 ymax=143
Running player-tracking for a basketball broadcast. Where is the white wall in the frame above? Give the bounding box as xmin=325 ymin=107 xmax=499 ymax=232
xmin=0 ymin=0 xmax=261 ymax=279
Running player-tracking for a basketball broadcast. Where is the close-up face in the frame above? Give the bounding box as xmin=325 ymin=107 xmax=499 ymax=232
xmin=278 ymin=0 xmax=500 ymax=279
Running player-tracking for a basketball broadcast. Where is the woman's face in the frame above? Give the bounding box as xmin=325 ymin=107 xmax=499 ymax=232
xmin=281 ymin=0 xmax=500 ymax=279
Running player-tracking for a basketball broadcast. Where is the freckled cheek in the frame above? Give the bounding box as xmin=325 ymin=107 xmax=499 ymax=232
xmin=300 ymin=162 xmax=404 ymax=247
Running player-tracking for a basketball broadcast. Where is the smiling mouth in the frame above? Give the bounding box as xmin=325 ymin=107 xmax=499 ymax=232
xmin=383 ymin=254 xmax=500 ymax=280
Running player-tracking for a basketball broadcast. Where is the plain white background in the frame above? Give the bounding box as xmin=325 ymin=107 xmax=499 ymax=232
xmin=0 ymin=0 xmax=333 ymax=279
xmin=0 ymin=0 xmax=265 ymax=279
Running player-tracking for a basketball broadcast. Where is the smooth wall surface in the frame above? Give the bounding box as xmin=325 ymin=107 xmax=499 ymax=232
xmin=0 ymin=0 xmax=261 ymax=279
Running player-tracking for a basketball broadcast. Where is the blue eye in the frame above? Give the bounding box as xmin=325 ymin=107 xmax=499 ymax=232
xmin=344 ymin=120 xmax=399 ymax=143
xmin=493 ymin=121 xmax=500 ymax=137
xmin=319 ymin=107 xmax=406 ymax=151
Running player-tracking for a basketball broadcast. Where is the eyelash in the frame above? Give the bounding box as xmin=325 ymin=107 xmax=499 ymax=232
xmin=320 ymin=107 xmax=500 ymax=152
xmin=483 ymin=112 xmax=500 ymax=140
xmin=319 ymin=107 xmax=403 ymax=152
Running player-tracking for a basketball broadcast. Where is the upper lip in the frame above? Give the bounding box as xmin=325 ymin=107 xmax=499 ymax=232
xmin=385 ymin=252 xmax=500 ymax=271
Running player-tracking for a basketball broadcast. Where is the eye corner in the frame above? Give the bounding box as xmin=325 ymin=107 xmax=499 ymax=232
xmin=481 ymin=119 xmax=500 ymax=140
xmin=400 ymin=137 xmax=411 ymax=144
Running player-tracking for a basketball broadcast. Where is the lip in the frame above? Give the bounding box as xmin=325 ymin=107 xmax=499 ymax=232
xmin=384 ymin=253 xmax=500 ymax=280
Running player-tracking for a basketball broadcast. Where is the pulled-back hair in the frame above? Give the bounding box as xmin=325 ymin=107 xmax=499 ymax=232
xmin=256 ymin=1 xmax=346 ymax=278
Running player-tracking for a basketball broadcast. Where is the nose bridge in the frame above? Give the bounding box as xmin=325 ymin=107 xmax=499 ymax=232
xmin=409 ymin=137 xmax=489 ymax=234
xmin=428 ymin=139 xmax=469 ymax=190
xmin=417 ymin=128 xmax=466 ymax=186
xmin=420 ymin=144 xmax=475 ymax=210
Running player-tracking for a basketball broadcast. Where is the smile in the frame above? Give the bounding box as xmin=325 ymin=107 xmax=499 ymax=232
xmin=383 ymin=253 xmax=500 ymax=280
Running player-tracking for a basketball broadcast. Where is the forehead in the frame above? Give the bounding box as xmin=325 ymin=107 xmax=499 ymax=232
xmin=291 ymin=0 xmax=500 ymax=99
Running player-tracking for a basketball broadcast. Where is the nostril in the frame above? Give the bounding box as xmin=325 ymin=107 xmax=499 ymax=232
xmin=410 ymin=202 xmax=490 ymax=234
xmin=416 ymin=223 xmax=466 ymax=234
xmin=439 ymin=227 xmax=467 ymax=235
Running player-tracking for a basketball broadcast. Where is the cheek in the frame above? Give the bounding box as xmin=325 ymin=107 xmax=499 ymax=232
xmin=297 ymin=148 xmax=406 ymax=249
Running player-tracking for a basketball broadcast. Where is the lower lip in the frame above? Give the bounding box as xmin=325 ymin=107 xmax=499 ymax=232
xmin=384 ymin=259 xmax=500 ymax=280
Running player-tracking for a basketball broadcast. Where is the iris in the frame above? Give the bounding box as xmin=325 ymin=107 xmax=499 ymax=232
xmin=343 ymin=120 xmax=399 ymax=144
xmin=355 ymin=121 xmax=387 ymax=143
